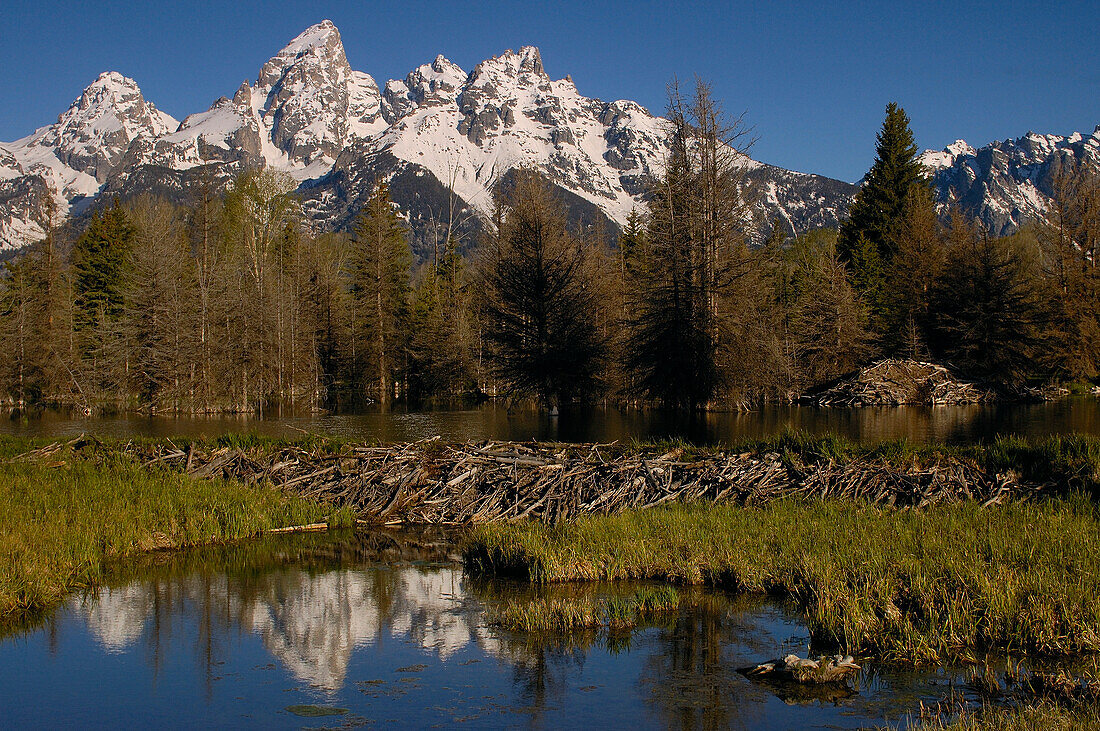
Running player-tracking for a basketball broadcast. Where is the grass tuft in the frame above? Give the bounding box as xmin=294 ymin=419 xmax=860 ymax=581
xmin=488 ymin=586 xmax=683 ymax=631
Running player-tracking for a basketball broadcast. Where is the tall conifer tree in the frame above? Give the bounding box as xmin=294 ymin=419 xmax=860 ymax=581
xmin=838 ymin=103 xmax=927 ymax=303
xmin=352 ymin=181 xmax=412 ymax=409
xmin=72 ymin=197 xmax=134 ymax=332
xmin=481 ymin=169 xmax=605 ymax=407
xmin=625 ymin=78 xmax=755 ymax=408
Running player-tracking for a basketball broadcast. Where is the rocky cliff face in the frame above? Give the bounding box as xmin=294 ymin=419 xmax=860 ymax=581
xmin=0 ymin=71 xmax=176 ymax=245
xmin=0 ymin=20 xmax=856 ymax=255
xmin=920 ymin=127 xmax=1100 ymax=236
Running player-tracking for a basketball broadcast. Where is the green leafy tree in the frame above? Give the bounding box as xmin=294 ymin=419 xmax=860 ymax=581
xmin=0 ymin=190 xmax=73 ymax=407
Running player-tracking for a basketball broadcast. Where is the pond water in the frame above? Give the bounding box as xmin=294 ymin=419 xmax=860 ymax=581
xmin=3 ymin=398 xmax=1100 ymax=445
xmin=1 ymin=531 xmax=1001 ymax=729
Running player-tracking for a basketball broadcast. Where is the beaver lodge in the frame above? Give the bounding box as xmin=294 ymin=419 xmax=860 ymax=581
xmin=810 ymin=359 xmax=992 ymax=406
xmin=19 ymin=437 xmax=1053 ymax=526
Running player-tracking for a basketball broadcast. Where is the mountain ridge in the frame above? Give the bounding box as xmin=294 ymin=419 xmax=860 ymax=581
xmin=3 ymin=19 xmax=1090 ymax=256
xmin=919 ymin=126 xmax=1100 ymax=235
xmin=0 ymin=20 xmax=859 ymax=255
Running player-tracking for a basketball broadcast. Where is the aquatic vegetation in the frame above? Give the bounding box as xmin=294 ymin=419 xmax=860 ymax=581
xmin=465 ymin=497 xmax=1100 ymax=663
xmin=910 ymin=701 xmax=1100 ymax=730
xmin=284 ymin=705 xmax=349 ymax=717
xmin=488 ymin=586 xmax=682 ymax=631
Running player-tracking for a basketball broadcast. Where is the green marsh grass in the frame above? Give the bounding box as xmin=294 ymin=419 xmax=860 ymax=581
xmin=489 ymin=585 xmax=682 ymax=631
xmin=465 ymin=497 xmax=1100 ymax=663
xmin=909 ymin=701 xmax=1100 ymax=730
xmin=0 ymin=440 xmax=352 ymax=627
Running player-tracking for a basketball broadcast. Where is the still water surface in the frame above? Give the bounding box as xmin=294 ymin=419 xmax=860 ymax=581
xmin=4 ymin=399 xmax=1100 ymax=444
xmin=1 ymin=531 xmax=987 ymax=729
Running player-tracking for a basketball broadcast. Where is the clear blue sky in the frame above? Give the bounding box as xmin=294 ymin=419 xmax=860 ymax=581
xmin=1 ymin=0 xmax=1097 ymax=183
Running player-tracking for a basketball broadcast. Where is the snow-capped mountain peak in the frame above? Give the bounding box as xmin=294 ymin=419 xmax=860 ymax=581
xmin=921 ymin=126 xmax=1100 ymax=235
xmin=473 ymin=46 xmax=547 ymax=81
xmin=0 ymin=71 xmax=179 ymax=249
xmin=16 ymin=71 xmax=176 ymax=185
xmin=120 ymin=19 xmax=386 ymax=182
xmin=0 ymin=20 xmax=858 ymax=254
xmin=383 ymin=55 xmax=468 ymax=120
xmin=253 ymin=19 xmax=379 ymax=167
xmin=920 ymin=139 xmax=977 ymax=170
xmin=269 ymin=19 xmax=341 ymax=59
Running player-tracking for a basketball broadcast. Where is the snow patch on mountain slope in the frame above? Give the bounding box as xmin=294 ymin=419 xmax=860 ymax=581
xmin=0 ymin=71 xmax=176 ymax=248
xmin=373 ymin=46 xmax=675 ymax=224
xmin=0 ymin=19 xmax=857 ymax=251
xmin=920 ymin=126 xmax=1100 ymax=235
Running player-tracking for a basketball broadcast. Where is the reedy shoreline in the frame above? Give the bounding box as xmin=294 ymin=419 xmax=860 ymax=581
xmin=5 ymin=432 xmax=1100 ymax=655
xmin=463 ymin=497 xmax=1100 ymax=664
xmin=0 ymin=437 xmax=353 ymax=629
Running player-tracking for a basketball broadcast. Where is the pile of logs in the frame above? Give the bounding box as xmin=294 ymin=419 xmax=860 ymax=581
xmin=812 ymin=359 xmax=992 ymax=407
xmin=30 ymin=437 xmax=1047 ymax=525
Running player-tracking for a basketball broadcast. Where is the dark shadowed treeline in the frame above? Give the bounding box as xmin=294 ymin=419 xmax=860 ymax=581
xmin=1 ymin=85 xmax=1099 ymax=413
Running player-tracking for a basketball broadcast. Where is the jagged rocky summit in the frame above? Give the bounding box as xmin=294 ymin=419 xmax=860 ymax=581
xmin=920 ymin=127 xmax=1100 ymax=236
xmin=0 ymin=20 xmax=855 ymax=258
xmin=2 ymin=19 xmax=1093 ymax=257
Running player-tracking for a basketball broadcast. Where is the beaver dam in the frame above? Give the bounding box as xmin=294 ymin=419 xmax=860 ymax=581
xmin=21 ymin=436 xmax=1071 ymax=525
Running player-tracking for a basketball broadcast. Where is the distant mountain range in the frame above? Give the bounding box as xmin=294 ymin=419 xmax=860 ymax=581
xmin=0 ymin=20 xmax=1095 ymax=256
xmin=920 ymin=127 xmax=1100 ymax=236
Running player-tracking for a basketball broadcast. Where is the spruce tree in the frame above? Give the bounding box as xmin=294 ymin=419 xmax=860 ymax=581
xmin=72 ymin=197 xmax=134 ymax=332
xmin=481 ymin=169 xmax=605 ymax=407
xmin=931 ymin=223 xmax=1046 ymax=386
xmin=351 ymin=181 xmax=412 ymax=409
xmin=838 ymin=103 xmax=927 ymax=301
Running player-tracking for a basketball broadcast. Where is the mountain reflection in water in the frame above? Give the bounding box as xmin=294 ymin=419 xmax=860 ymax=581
xmin=2 ymin=531 xmax=993 ymax=729
xmin=69 ymin=531 xmax=503 ymax=691
xmin=76 ymin=567 xmax=496 ymax=691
